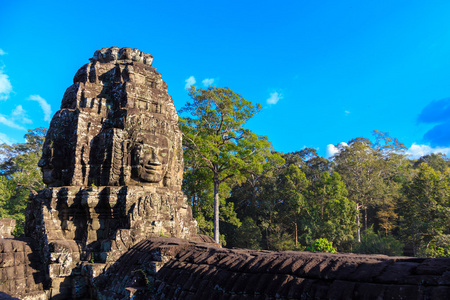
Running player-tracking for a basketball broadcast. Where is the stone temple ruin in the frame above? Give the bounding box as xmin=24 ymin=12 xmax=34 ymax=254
xmin=2 ymin=47 xmax=450 ymax=299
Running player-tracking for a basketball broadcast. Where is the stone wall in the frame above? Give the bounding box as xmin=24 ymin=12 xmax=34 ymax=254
xmin=96 ymin=237 xmax=450 ymax=300
xmin=0 ymin=239 xmax=47 ymax=300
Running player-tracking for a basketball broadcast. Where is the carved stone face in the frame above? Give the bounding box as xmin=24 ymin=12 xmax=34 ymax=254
xmin=38 ymin=144 xmax=67 ymax=186
xmin=132 ymin=134 xmax=171 ymax=183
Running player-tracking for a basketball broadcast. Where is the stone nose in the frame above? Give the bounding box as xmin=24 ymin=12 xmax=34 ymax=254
xmin=148 ymin=151 xmax=161 ymax=165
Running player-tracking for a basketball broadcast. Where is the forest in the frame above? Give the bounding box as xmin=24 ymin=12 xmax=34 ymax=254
xmin=1 ymin=87 xmax=450 ymax=258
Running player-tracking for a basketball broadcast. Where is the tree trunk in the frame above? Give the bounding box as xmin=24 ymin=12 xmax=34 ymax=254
xmin=356 ymin=206 xmax=361 ymax=242
xmin=213 ymin=175 xmax=220 ymax=244
xmin=294 ymin=222 xmax=298 ymax=247
xmin=364 ymin=206 xmax=368 ymax=231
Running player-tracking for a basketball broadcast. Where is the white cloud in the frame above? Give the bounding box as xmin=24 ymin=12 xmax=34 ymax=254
xmin=0 ymin=115 xmax=26 ymax=130
xmin=267 ymin=92 xmax=283 ymax=105
xmin=327 ymin=142 xmax=450 ymax=160
xmin=0 ymin=133 xmax=13 ymax=145
xmin=406 ymin=143 xmax=450 ymax=159
xmin=345 ymin=110 xmax=350 ymax=115
xmin=185 ymin=76 xmax=196 ymax=90
xmin=27 ymin=95 xmax=52 ymax=121
xmin=326 ymin=144 xmax=339 ymax=158
xmin=0 ymin=69 xmax=13 ymax=101
xmin=326 ymin=142 xmax=348 ymax=158
xmin=0 ymin=104 xmax=35 ymax=131
xmin=0 ymin=49 xmax=6 ymax=55
xmin=12 ymin=105 xmax=32 ymax=124
xmin=202 ymin=78 xmax=214 ymax=87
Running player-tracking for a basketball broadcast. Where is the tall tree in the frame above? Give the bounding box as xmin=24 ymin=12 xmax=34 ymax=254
xmin=333 ymin=137 xmax=383 ymax=242
xmin=333 ymin=131 xmax=406 ymax=242
xmin=306 ymin=172 xmax=356 ymax=249
xmin=179 ymin=86 xmax=274 ymax=243
xmin=278 ymin=165 xmax=309 ymax=247
xmin=182 ymin=163 xmax=240 ymax=245
xmin=398 ymin=163 xmax=450 ymax=256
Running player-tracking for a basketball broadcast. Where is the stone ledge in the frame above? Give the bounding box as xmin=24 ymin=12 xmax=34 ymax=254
xmin=95 ymin=237 xmax=450 ymax=300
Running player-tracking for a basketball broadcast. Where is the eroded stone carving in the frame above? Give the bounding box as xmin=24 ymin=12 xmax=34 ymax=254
xmin=22 ymin=47 xmax=197 ymax=298
xmin=37 ymin=46 xmax=182 ymax=189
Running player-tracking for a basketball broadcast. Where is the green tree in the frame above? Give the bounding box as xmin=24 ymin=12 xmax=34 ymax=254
xmin=305 ymin=172 xmax=356 ymax=249
xmin=333 ymin=131 xmax=406 ymax=242
xmin=398 ymin=163 xmax=450 ymax=256
xmin=413 ymin=153 xmax=450 ymax=174
xmin=233 ymin=217 xmax=262 ymax=249
xmin=180 ymin=86 xmax=274 ymax=244
xmin=278 ymin=165 xmax=309 ymax=247
xmin=0 ymin=128 xmax=46 ymax=236
xmin=283 ymin=148 xmax=332 ymax=183
xmin=182 ymin=161 xmax=240 ymax=246
xmin=333 ymin=138 xmax=383 ymax=242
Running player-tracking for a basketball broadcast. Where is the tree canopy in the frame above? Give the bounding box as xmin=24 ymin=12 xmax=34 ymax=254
xmin=179 ymin=86 xmax=278 ymax=244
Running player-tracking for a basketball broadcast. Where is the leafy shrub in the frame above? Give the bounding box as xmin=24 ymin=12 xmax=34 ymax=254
xmin=307 ymin=238 xmax=337 ymax=253
xmin=354 ymin=227 xmax=403 ymax=256
xmin=266 ymin=232 xmax=305 ymax=251
xmin=420 ymin=235 xmax=450 ymax=258
xmin=232 ymin=217 xmax=262 ymax=249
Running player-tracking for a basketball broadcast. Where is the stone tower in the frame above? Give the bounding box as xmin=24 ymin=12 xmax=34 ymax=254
xmin=24 ymin=47 xmax=198 ymax=298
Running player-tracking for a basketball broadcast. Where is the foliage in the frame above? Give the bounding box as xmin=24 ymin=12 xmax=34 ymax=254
xmin=413 ymin=153 xmax=450 ymax=173
xmin=268 ymin=232 xmax=305 ymax=251
xmin=184 ymin=167 xmax=240 ymax=246
xmin=277 ymin=165 xmax=309 ymax=247
xmin=283 ymin=148 xmax=332 ymax=183
xmin=354 ymin=227 xmax=403 ymax=256
xmin=398 ymin=163 xmax=450 ymax=256
xmin=306 ymin=238 xmax=337 ymax=253
xmin=180 ymin=86 xmax=275 ymax=244
xmin=304 ymin=172 xmax=356 ymax=249
xmin=0 ymin=128 xmax=46 ymax=236
xmin=420 ymin=235 xmax=450 ymax=258
xmin=332 ymin=131 xmax=407 ymax=241
xmin=232 ymin=217 xmax=262 ymax=249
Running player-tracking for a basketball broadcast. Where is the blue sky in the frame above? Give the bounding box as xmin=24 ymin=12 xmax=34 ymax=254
xmin=2 ymin=0 xmax=450 ymax=158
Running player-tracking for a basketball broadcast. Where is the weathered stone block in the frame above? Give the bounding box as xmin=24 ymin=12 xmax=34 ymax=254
xmin=14 ymin=251 xmax=25 ymax=265
xmin=14 ymin=264 xmax=25 ymax=278
xmin=0 ymin=253 xmax=14 ymax=268
xmin=14 ymin=278 xmax=26 ymax=292
xmin=5 ymin=266 xmax=14 ymax=278
xmin=0 ymin=240 xmax=12 ymax=253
